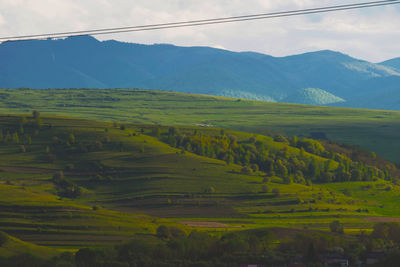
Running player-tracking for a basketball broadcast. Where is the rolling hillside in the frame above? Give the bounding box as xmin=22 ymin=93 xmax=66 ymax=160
xmin=0 ymin=113 xmax=399 ymax=233
xmin=2 ymin=36 xmax=400 ymax=109
xmin=381 ymin=57 xmax=400 ymax=71
xmin=0 ymin=88 xmax=400 ymax=162
xmin=0 ymin=112 xmax=399 ymax=265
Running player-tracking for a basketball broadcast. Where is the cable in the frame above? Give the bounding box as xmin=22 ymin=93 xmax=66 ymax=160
xmin=1 ymin=0 xmax=399 ymax=42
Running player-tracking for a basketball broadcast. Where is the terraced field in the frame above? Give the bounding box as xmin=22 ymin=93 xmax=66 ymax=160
xmin=1 ymin=112 xmax=400 ymax=261
xmin=0 ymin=88 xmax=400 ymax=161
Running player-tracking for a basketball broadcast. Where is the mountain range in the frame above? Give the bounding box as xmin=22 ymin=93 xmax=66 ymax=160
xmin=1 ymin=35 xmax=400 ymax=110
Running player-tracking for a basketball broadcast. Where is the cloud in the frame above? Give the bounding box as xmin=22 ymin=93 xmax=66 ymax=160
xmin=0 ymin=0 xmax=399 ymax=62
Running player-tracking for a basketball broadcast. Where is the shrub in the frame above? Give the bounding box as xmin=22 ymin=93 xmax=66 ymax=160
xmin=32 ymin=110 xmax=40 ymax=119
xmin=169 ymin=226 xmax=186 ymax=239
xmin=329 ymin=220 xmax=344 ymax=234
xmin=262 ymin=185 xmax=269 ymax=193
xmin=156 ymin=225 xmax=171 ymax=240
xmin=0 ymin=231 xmax=7 ymax=246
xmin=274 ymin=134 xmax=289 ymax=143
xmin=75 ymin=248 xmax=97 ymax=267
xmin=241 ymin=166 xmax=253 ymax=175
xmin=205 ymin=186 xmax=216 ymax=193
xmin=272 ymin=188 xmax=280 ymax=197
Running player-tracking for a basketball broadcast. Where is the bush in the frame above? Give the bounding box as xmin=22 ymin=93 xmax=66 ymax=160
xmin=156 ymin=225 xmax=171 ymax=240
xmin=75 ymin=248 xmax=97 ymax=267
xmin=274 ymin=134 xmax=289 ymax=143
xmin=241 ymin=166 xmax=253 ymax=175
xmin=0 ymin=231 xmax=7 ymax=246
xmin=329 ymin=220 xmax=344 ymax=234
xmin=205 ymin=186 xmax=216 ymax=193
xmin=262 ymin=185 xmax=269 ymax=193
xmin=32 ymin=110 xmax=40 ymax=119
xmin=169 ymin=226 xmax=186 ymax=239
xmin=272 ymin=188 xmax=280 ymax=197
xmin=19 ymin=145 xmax=26 ymax=153
xmin=53 ymin=171 xmax=64 ymax=182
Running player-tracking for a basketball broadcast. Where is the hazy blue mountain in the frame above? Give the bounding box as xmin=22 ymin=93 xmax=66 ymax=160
xmin=1 ymin=35 xmax=400 ymax=109
xmin=380 ymin=58 xmax=400 ymax=71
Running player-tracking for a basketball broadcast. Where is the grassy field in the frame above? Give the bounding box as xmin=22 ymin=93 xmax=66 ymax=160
xmin=0 ymin=112 xmax=399 ymax=259
xmin=0 ymin=88 xmax=399 ymax=162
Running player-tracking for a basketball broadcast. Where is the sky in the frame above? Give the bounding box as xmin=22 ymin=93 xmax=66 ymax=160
xmin=0 ymin=0 xmax=399 ymax=62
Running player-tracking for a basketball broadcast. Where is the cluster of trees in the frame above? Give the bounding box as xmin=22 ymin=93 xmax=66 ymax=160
xmin=158 ymin=127 xmax=395 ymax=184
xmin=6 ymin=222 xmax=400 ymax=267
xmin=0 ymin=111 xmax=44 ymax=153
xmin=52 ymin=171 xmax=81 ymax=198
xmin=70 ymin=227 xmax=275 ymax=267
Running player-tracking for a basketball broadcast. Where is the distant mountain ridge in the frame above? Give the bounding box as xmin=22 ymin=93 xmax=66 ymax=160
xmin=381 ymin=58 xmax=400 ymax=71
xmin=1 ymin=36 xmax=400 ymax=110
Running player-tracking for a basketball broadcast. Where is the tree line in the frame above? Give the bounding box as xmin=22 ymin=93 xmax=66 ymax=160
xmin=156 ymin=127 xmax=395 ymax=184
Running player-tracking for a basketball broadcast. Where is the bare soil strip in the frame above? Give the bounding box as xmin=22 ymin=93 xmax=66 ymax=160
xmin=179 ymin=221 xmax=230 ymax=228
xmin=364 ymin=217 xmax=400 ymax=223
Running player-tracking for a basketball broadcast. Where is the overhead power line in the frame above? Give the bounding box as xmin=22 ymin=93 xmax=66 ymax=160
xmin=1 ymin=0 xmax=400 ymax=42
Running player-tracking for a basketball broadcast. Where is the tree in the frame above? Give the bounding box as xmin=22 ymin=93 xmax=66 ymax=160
xmin=283 ymin=175 xmax=292 ymax=184
xmin=19 ymin=145 xmax=26 ymax=153
xmin=168 ymin=127 xmax=178 ymax=136
xmin=19 ymin=124 xmax=24 ymax=134
xmin=12 ymin=132 xmax=19 ymax=144
xmin=32 ymin=110 xmax=40 ymax=119
xmin=53 ymin=171 xmax=64 ymax=183
xmin=292 ymin=135 xmax=299 ymax=146
xmin=152 ymin=127 xmax=161 ymax=138
xmin=241 ymin=166 xmax=253 ymax=175
xmin=205 ymin=186 xmax=215 ymax=193
xmin=272 ymin=188 xmax=280 ymax=197
xmin=156 ymin=225 xmax=171 ymax=240
xmin=69 ymin=133 xmax=75 ymax=144
xmin=329 ymin=220 xmax=344 ymax=234
xmin=0 ymin=231 xmax=7 ymax=246
xmin=225 ymin=154 xmax=234 ymax=165
xmin=169 ymin=226 xmax=186 ymax=239
xmin=262 ymin=184 xmax=269 ymax=193
xmin=75 ymin=248 xmax=97 ymax=267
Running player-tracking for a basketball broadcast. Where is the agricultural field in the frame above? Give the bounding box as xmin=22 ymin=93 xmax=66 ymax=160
xmin=0 ymin=112 xmax=399 ymax=256
xmin=0 ymin=88 xmax=400 ymax=162
xmin=0 ymin=94 xmax=400 ymax=265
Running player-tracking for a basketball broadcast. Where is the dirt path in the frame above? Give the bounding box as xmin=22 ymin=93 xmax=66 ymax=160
xmin=179 ymin=221 xmax=231 ymax=228
xmin=0 ymin=166 xmax=57 ymax=174
xmin=0 ymin=166 xmax=97 ymax=176
xmin=364 ymin=217 xmax=400 ymax=223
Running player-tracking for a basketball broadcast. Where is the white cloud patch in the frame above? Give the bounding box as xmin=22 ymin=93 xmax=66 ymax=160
xmin=0 ymin=0 xmax=399 ymax=62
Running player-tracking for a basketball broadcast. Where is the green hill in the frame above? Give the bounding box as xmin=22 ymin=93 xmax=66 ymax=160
xmin=284 ymin=88 xmax=345 ymax=105
xmin=0 ymin=88 xmax=400 ymax=162
xmin=0 ymin=231 xmax=59 ymax=259
xmin=0 ymin=112 xmax=399 ymax=256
